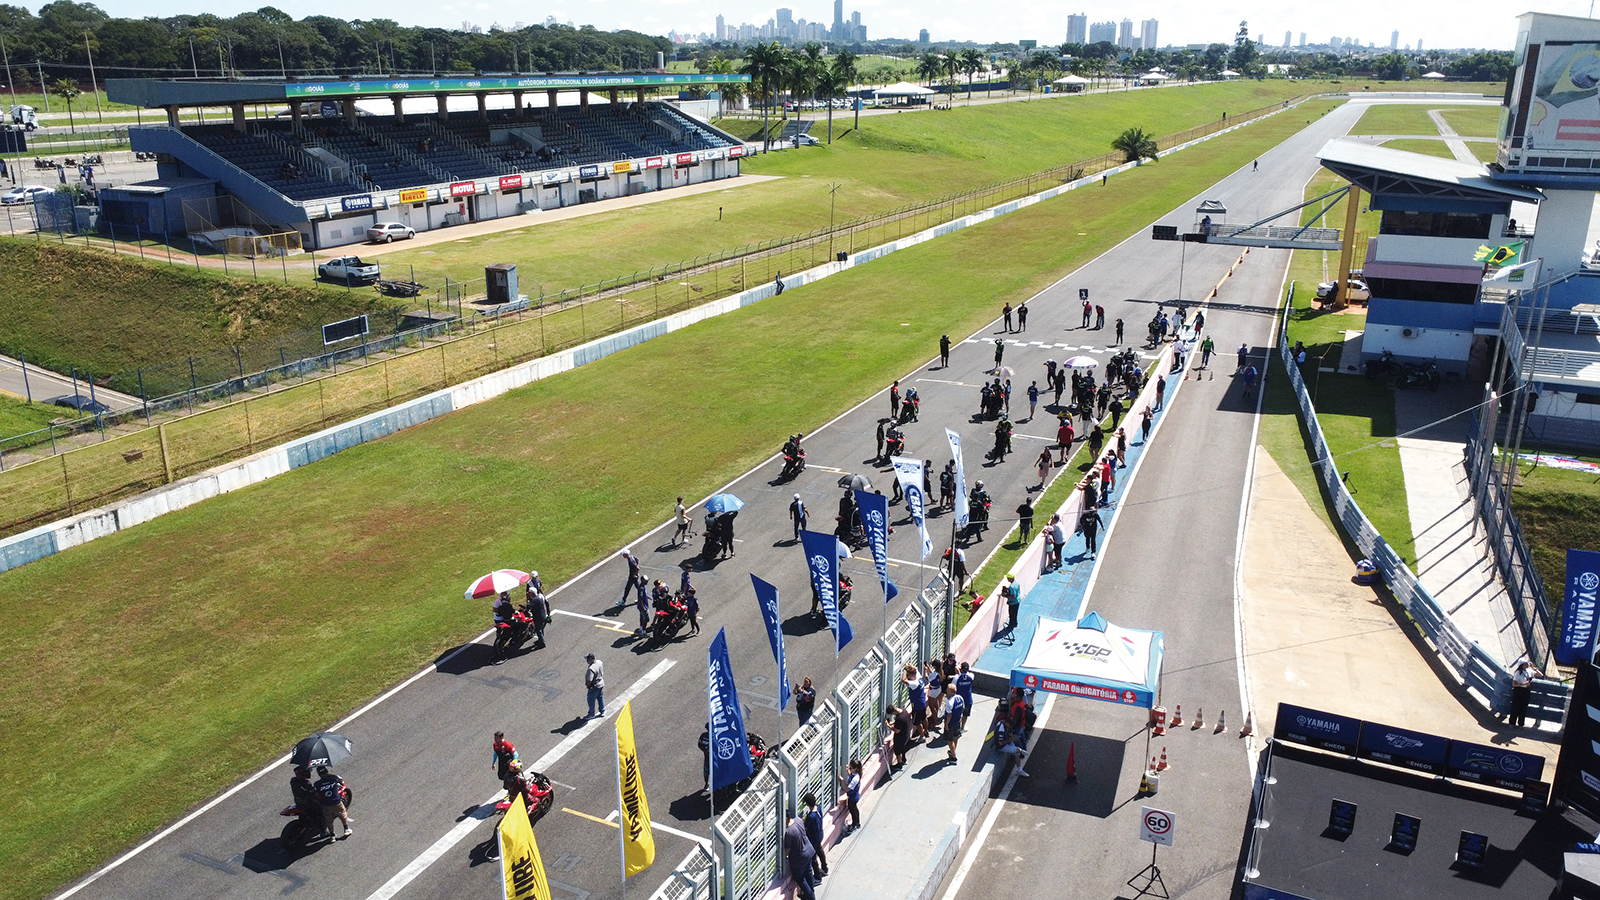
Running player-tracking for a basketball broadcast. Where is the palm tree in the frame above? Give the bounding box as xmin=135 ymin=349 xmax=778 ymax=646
xmin=918 ymin=51 xmax=942 ymax=86
xmin=740 ymin=42 xmax=786 ymax=150
xmin=960 ymin=48 xmax=984 ymax=101
xmin=1112 ymin=126 xmax=1159 ymax=163
xmin=816 ymin=66 xmax=849 ymax=143
xmin=833 ymin=48 xmax=860 ymax=130
xmin=706 ymin=56 xmax=745 ymax=115
xmin=52 ymin=78 xmax=82 ymax=133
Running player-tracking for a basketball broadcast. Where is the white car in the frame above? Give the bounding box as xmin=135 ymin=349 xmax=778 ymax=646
xmin=367 ymin=222 xmax=415 ymax=243
xmin=1 ymin=185 xmax=50 ymax=205
xmin=1315 ymin=278 xmax=1370 ymax=303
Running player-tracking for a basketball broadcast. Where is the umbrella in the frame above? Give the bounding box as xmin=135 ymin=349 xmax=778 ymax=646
xmin=1063 ymin=355 xmax=1098 ymax=369
xmin=839 ymin=473 xmax=873 ymax=492
xmin=291 ymin=732 xmax=354 ymax=768
xmin=706 ymin=493 xmax=745 ymax=514
xmin=465 ymin=569 xmax=530 ymax=600
xmin=995 ymin=365 xmax=1016 ymax=379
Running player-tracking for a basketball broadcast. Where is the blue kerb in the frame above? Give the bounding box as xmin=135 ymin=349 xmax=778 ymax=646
xmin=0 ymin=529 xmax=58 ymax=573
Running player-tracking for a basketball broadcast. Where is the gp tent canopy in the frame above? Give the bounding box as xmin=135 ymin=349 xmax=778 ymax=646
xmin=1009 ymin=611 xmax=1164 ymax=708
xmin=874 ymin=81 xmax=936 ymax=98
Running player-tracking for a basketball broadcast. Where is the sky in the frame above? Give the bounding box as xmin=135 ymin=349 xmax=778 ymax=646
xmin=45 ymin=0 xmax=1600 ymax=51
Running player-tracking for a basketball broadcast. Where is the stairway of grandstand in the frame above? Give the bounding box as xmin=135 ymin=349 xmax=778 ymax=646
xmin=182 ymin=102 xmax=738 ymax=203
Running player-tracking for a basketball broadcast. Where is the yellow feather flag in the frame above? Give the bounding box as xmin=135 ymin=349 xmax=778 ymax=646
xmin=499 ymin=794 xmax=552 ymax=900
xmin=616 ymin=701 xmax=657 ymax=878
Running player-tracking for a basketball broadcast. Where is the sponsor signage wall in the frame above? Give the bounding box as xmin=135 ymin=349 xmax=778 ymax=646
xmin=1356 ymin=720 xmax=1450 ymax=775
xmin=398 ymin=187 xmax=429 ymax=204
xmin=578 ymin=165 xmax=602 ymax=181
xmin=286 ymin=73 xmax=751 ymax=98
xmin=728 ymin=145 xmax=746 ymax=159
xmin=1446 ymin=740 xmax=1545 ymax=790
xmin=449 ymin=181 xmax=478 ymax=197
xmin=499 ymin=175 xmax=525 ymax=191
xmin=645 ymin=156 xmax=665 ymax=169
xmin=675 ymin=152 xmax=696 ymax=166
xmin=612 ymin=160 xmax=633 ymax=174
xmin=541 ymin=171 xmax=570 ymax=185
xmin=702 ymin=148 xmax=725 ymax=160
xmin=1274 ymin=703 xmax=1361 ymax=755
xmin=340 ymin=194 xmax=373 ymax=212
xmin=1019 ymin=673 xmax=1140 ymax=705
xmin=1557 ymin=548 xmax=1600 ymax=665
xmin=1278 ymin=703 xmax=1549 ymax=789
xmin=1555 ymin=660 xmax=1600 ymax=819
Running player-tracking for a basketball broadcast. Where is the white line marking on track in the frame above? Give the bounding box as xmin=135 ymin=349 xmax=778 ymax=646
xmin=602 ymin=809 xmax=708 ymax=843
xmin=362 ymin=659 xmax=677 ymax=900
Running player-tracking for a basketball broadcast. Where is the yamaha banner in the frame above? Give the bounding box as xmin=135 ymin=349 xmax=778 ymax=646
xmin=946 ymin=428 xmax=969 ymax=528
xmin=800 ymin=529 xmax=854 ymax=655
xmin=889 ymin=457 xmax=933 ymax=560
xmin=854 ymin=489 xmax=899 ymax=605
xmin=707 ymin=628 xmax=754 ymax=790
xmin=1557 ymin=549 xmax=1600 ymax=665
xmin=749 ymin=575 xmax=791 ymax=710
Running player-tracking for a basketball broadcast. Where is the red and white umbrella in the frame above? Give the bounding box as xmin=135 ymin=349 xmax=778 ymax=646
xmin=464 ymin=569 xmax=530 ymax=600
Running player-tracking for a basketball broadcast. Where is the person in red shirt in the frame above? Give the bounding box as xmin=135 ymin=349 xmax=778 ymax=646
xmin=492 ymin=732 xmax=519 ymax=787
xmin=1056 ymin=418 xmax=1075 ymax=464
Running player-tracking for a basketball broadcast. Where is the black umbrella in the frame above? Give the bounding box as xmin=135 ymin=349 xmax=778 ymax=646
xmin=838 ymin=473 xmax=873 ymax=492
xmin=290 ymin=732 xmax=354 ymax=768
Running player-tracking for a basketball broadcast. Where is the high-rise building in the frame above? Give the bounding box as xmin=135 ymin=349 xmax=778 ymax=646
xmin=918 ymin=28 xmax=929 ymax=43
xmin=1089 ymin=21 xmax=1116 ymax=44
xmin=1390 ymin=30 xmax=1399 ymax=49
xmin=776 ymin=8 xmax=793 ymax=39
xmin=1117 ymin=18 xmax=1134 ymax=49
xmin=715 ymin=14 xmax=725 ymax=40
xmin=1283 ymin=31 xmax=1291 ymax=49
xmin=1416 ymin=38 xmax=1423 ymax=51
xmin=1330 ymin=36 xmax=1342 ymax=50
xmin=1141 ymin=18 xmax=1158 ymax=50
xmin=1298 ymin=32 xmax=1306 ymax=47
xmin=851 ymin=11 xmax=863 ymax=42
xmin=1066 ymin=13 xmax=1087 ymax=45
xmin=832 ymin=0 xmax=843 ymax=39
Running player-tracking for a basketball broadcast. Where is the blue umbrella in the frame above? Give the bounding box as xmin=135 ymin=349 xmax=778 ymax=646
xmin=706 ymin=493 xmax=745 ymax=514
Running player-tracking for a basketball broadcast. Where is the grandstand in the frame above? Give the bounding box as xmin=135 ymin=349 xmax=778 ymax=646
xmin=104 ymin=73 xmax=753 ymax=251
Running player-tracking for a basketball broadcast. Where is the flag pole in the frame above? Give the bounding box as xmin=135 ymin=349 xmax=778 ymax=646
xmin=616 ymin=712 xmax=627 ymax=900
xmin=707 ymin=658 xmax=718 ymax=900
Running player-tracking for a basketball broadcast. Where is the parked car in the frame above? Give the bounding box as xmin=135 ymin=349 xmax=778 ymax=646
xmin=366 ymin=222 xmax=416 ymax=243
xmin=794 ymin=134 xmax=820 ymax=146
xmin=1 ymin=185 xmax=50 ymax=205
xmin=49 ymin=394 xmax=111 ymax=414
xmin=1314 ymin=278 xmax=1369 ymax=303
xmin=318 ymin=256 xmax=381 ymax=284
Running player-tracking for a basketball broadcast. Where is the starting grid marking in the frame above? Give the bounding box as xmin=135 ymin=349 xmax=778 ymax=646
xmin=962 ymin=338 xmax=1116 ymax=352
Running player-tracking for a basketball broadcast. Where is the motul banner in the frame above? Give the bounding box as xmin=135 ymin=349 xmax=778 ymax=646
xmin=645 ymin=156 xmax=665 ymax=169
xmin=728 ymin=145 xmax=746 ymax=158
xmin=449 ymin=181 xmax=478 ymax=197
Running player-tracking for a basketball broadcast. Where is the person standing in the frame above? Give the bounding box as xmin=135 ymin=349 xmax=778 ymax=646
xmin=1108 ymin=396 xmax=1125 ymax=429
xmin=314 ymin=766 xmax=354 ymax=839
xmin=1155 ymin=375 xmax=1166 ymax=411
xmin=1200 ymin=335 xmax=1215 ymax=369
xmin=1017 ymin=496 xmax=1036 ymax=542
xmin=784 ymin=809 xmax=817 ymax=900
xmin=1116 ymin=427 xmax=1128 ymax=467
xmin=1095 ymin=305 xmax=1105 ymax=330
xmin=793 ymin=676 xmax=817 ymax=726
xmin=1081 ymin=299 xmax=1092 ymax=328
xmin=1053 ymin=369 xmax=1067 ymax=407
xmin=1079 ymin=508 xmax=1103 ymax=556
xmin=1049 ymin=515 xmax=1066 ymax=569
xmin=802 ymin=793 xmax=830 ymax=880
xmin=994 ymin=339 xmax=1005 ymax=371
xmin=942 ymin=684 xmax=966 ymax=761
xmin=1016 ymin=303 xmax=1028 ymax=332
xmin=1100 ymin=453 xmax=1116 ymax=498
xmin=840 ymin=760 xmax=862 ymax=835
xmin=635 ymin=585 xmax=653 ymax=636
xmin=1115 ymin=318 xmax=1125 ymax=344
xmin=904 ymin=664 xmax=928 ymax=739
xmin=619 ymin=550 xmax=646 ymax=609
xmin=1237 ymin=343 xmax=1249 ymax=370
xmin=875 ymin=418 xmax=886 ymax=462
xmin=939 ymin=334 xmax=951 ymax=368
xmin=790 ymin=493 xmax=807 ymax=542
xmin=1026 ymin=381 xmax=1039 ymax=419
xmin=584 ymin=653 xmax=606 ymax=718
xmin=1140 ymin=405 xmax=1154 ymax=442
xmin=1002 ymin=302 xmax=1014 ymax=332
xmin=1242 ymin=364 xmax=1258 ymax=401
xmin=1004 ymin=574 xmax=1021 ymax=631
xmin=526 ymin=586 xmax=549 ymax=649
xmin=685 ymin=588 xmax=701 ymax=636
xmin=492 ymin=732 xmax=520 ymax=784
xmin=890 ymin=381 xmax=901 ymax=419
xmin=1510 ymin=657 xmax=1541 ymax=728
xmin=673 ymin=498 xmax=691 ymax=548
xmin=955 ymin=663 xmax=974 ymax=727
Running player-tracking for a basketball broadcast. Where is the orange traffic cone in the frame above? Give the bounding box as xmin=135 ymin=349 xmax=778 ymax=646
xmin=1193 ymin=707 xmax=1204 ymax=729
xmin=1152 ymin=707 xmax=1167 ymax=737
xmin=1066 ymin=742 xmax=1078 ymax=784
xmin=1171 ymin=705 xmax=1183 ymax=728
xmin=1157 ymin=747 xmax=1169 ymax=771
xmin=1241 ymin=711 xmax=1255 ymax=737
xmin=1215 ymin=710 xmax=1227 ymax=734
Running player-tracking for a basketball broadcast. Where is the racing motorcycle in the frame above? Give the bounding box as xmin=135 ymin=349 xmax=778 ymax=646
xmin=810 ymin=574 xmax=854 ymax=625
xmin=651 ymin=595 xmax=690 ymax=644
xmin=780 ymin=444 xmax=807 ymax=480
xmin=493 ymin=605 xmax=536 ymax=663
xmin=280 ymin=785 xmax=353 ymax=850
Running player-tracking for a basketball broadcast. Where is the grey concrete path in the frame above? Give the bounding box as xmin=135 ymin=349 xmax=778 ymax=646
xmin=0 ymin=352 xmax=143 ymax=410
xmin=1395 ymin=382 xmax=1526 ymax=666
xmin=1426 ymin=108 xmax=1483 ymax=164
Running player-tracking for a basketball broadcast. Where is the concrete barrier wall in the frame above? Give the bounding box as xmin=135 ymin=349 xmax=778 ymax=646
xmin=0 ymin=101 xmax=1295 ymax=576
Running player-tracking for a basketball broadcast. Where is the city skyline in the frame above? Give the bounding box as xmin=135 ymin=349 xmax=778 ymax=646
xmin=32 ymin=0 xmax=1596 ymax=50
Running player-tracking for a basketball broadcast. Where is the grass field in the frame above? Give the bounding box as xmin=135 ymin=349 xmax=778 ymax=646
xmin=1380 ymin=138 xmax=1457 ymax=159
xmin=1438 ymin=106 xmax=1503 ymax=138
xmin=0 ymin=242 xmax=400 ymax=392
xmin=6 ymin=89 xmax=140 ymax=115
xmin=1349 ymin=103 xmax=1451 ymax=135
xmin=0 ymin=97 xmax=1345 ymax=900
xmin=375 ymin=80 xmax=1337 ymax=296
xmin=0 ymin=395 xmax=72 ymax=439
xmin=1507 ymin=458 xmax=1600 ymax=618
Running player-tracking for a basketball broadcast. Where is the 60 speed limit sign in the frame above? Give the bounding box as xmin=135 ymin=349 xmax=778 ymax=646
xmin=1139 ymin=807 xmax=1176 ymax=846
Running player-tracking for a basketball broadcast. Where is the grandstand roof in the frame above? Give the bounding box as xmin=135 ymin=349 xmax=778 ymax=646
xmin=108 ymin=73 xmax=749 ymax=108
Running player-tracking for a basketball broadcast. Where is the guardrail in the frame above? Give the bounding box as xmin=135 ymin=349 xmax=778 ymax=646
xmin=1465 ymin=423 xmax=1558 ymax=670
xmin=654 ymin=580 xmax=950 ymax=900
xmin=1277 ymin=295 xmax=1566 ymax=723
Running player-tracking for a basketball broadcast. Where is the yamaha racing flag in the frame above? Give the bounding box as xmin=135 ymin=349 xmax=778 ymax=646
xmin=750 ymin=575 xmax=792 ymax=709
xmin=891 ymin=457 xmax=933 ymax=560
xmin=707 ymin=628 xmax=754 ymax=790
xmin=946 ymin=428 xmax=969 ymax=528
xmin=801 ymin=528 xmax=855 ymax=655
xmin=854 ymin=489 xmax=900 ymax=604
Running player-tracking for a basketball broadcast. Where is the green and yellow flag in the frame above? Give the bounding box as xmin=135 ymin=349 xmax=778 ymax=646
xmin=616 ymin=701 xmax=657 ymax=878
xmin=1474 ymin=241 xmax=1526 ymax=266
xmin=499 ymin=794 xmax=552 ymax=900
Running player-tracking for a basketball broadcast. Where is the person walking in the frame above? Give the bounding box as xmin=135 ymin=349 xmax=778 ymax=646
xmin=803 ymin=793 xmax=830 ymax=880
xmin=785 ymin=809 xmax=817 ymax=900
xmin=1053 ymin=369 xmax=1067 ymax=407
xmin=1034 ymin=449 xmax=1052 ymax=491
xmin=790 ymin=493 xmax=807 ymax=542
xmin=1095 ymin=305 xmax=1105 ymax=330
xmin=314 ymin=766 xmax=354 ymax=839
xmin=939 ymin=334 xmax=951 ymax=368
xmin=942 ymin=684 xmax=966 ymax=761
xmin=1100 ymin=453 xmax=1115 ymax=498
xmin=1114 ymin=318 xmax=1125 ymax=344
xmin=1081 ymin=299 xmax=1092 ymax=328
xmin=1026 ymin=380 xmax=1039 ymax=419
xmin=890 ymin=381 xmax=901 ymax=420
xmin=1016 ymin=303 xmax=1028 ymax=332
xmin=793 ymin=676 xmax=817 ymax=726
xmin=492 ymin=732 xmax=520 ymax=784
xmin=1253 ymin=159 xmax=1259 ymax=172
xmin=1510 ymin=657 xmax=1541 ymax=728
xmin=1079 ymin=507 xmax=1104 ymax=556
xmin=1200 ymin=335 xmax=1215 ymax=368
xmin=1154 ymin=375 xmax=1166 ymax=411
xmin=1017 ymin=496 xmax=1036 ymax=543
xmin=1116 ymin=427 xmax=1128 ymax=467
xmin=584 ymin=653 xmax=606 ymax=718
xmin=994 ymin=338 xmax=1005 ymax=371
xmin=1088 ymin=424 xmax=1104 ymax=459
xmin=619 ymin=550 xmax=646 ymax=609
xmin=1242 ymin=364 xmax=1259 ymax=401
xmin=673 ymin=498 xmax=691 ymax=548
xmin=1004 ymin=573 xmax=1022 ymax=631
xmin=840 ymin=760 xmax=862 ymax=835
xmin=1108 ymin=396 xmax=1124 ymax=429
xmin=1056 ymin=418 xmax=1075 ymax=464
xmin=1140 ymin=405 xmax=1154 ymax=442
xmin=1002 ymin=302 xmax=1014 ymax=333
xmin=1193 ymin=309 xmax=1206 ymax=334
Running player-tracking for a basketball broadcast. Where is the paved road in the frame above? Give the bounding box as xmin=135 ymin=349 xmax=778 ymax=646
xmin=0 ymin=353 xmax=143 ymax=410
xmin=930 ymin=99 xmax=1377 ymax=900
xmin=53 ymin=114 xmax=1301 ymax=900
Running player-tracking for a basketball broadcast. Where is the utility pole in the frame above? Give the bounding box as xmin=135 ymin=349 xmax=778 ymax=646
xmin=1 ymin=31 xmax=16 ymax=109
xmin=37 ymin=59 xmax=48 ymax=112
xmin=85 ymin=31 xmax=102 ymax=122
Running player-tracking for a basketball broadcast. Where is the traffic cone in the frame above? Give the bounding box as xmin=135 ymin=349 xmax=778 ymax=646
xmin=1171 ymin=705 xmax=1183 ymax=727
xmin=1152 ymin=707 xmax=1167 ymax=737
xmin=1139 ymin=769 xmax=1150 ymax=794
xmin=1240 ymin=711 xmax=1255 ymax=737
xmin=1215 ymin=709 xmax=1227 ymax=734
xmin=1066 ymin=742 xmax=1078 ymax=784
xmin=1150 ymin=754 xmax=1159 ymax=775
xmin=1193 ymin=707 xmax=1204 ymax=729
xmin=1157 ymin=747 xmax=1169 ymax=771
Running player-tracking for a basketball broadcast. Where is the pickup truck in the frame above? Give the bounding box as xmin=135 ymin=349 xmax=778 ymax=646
xmin=318 ymin=256 xmax=381 ymax=284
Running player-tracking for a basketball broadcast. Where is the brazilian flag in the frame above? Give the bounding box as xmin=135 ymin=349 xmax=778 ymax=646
xmin=1474 ymin=241 xmax=1525 ymax=266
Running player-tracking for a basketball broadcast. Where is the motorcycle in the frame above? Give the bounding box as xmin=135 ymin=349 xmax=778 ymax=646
xmin=1397 ymin=359 xmax=1442 ymax=391
xmin=897 ymin=388 xmax=920 ymax=424
xmin=700 ymin=525 xmax=722 ymax=565
xmin=33 ymin=157 xmax=54 ymax=170
xmin=497 ymin=769 xmax=555 ymax=822
xmin=882 ymin=429 xmax=905 ymax=461
xmin=651 ymin=597 xmax=690 ymax=644
xmin=964 ymin=492 xmax=991 ymax=543
xmin=835 ymin=514 xmax=868 ymax=551
xmin=780 ymin=445 xmax=806 ymax=480
xmin=280 ymin=785 xmax=353 ymax=850
xmin=493 ymin=607 xmax=535 ymax=663
xmin=811 ymin=574 xmax=853 ymax=624
xmin=702 ymin=730 xmax=770 ymax=803
xmin=1363 ymin=350 xmax=1403 ymax=379
xmin=82 ymin=153 xmax=103 ymax=165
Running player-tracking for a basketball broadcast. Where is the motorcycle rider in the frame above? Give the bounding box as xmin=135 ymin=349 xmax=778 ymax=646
xmin=506 ymin=759 xmax=553 ymax=816
xmin=968 ymin=481 xmax=991 ymax=533
xmin=289 ymin=765 xmax=321 ymax=834
xmin=313 ymin=766 xmax=353 ymax=839
xmin=992 ymin=416 xmax=1013 ymax=460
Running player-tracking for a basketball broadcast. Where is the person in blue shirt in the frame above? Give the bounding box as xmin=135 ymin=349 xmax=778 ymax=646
xmin=840 ymin=759 xmax=862 ymax=835
xmin=802 ymin=792 xmax=829 ymax=879
xmin=943 ymin=685 xmax=967 ymax=761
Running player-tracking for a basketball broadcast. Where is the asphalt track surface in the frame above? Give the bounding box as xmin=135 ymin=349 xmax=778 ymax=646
xmin=931 ymin=102 xmax=1376 ymax=900
xmin=54 ymin=103 xmax=1353 ymax=900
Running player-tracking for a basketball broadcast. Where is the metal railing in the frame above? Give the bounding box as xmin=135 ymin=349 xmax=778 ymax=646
xmin=1465 ymin=426 xmax=1558 ymax=670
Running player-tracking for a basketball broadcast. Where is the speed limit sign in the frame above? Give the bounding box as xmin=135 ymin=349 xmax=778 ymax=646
xmin=1139 ymin=807 xmax=1176 ymax=846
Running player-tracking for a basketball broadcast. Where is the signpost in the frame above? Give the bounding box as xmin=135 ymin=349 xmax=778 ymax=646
xmin=1129 ymin=807 xmax=1173 ymax=898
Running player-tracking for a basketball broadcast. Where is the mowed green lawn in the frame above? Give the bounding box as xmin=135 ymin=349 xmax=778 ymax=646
xmin=1507 ymin=459 xmax=1600 ymax=617
xmin=0 ymin=99 xmax=1343 ymax=900
xmin=1438 ymin=105 xmax=1503 ymax=138
xmin=0 ymin=395 xmax=71 ymax=440
xmin=1349 ymin=103 xmax=1449 ymax=135
xmin=1380 ymin=138 xmax=1457 ymax=159
xmin=376 ymin=81 xmax=1337 ymax=293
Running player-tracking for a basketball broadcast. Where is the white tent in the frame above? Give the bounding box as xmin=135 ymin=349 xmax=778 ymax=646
xmin=1421 ymin=71 xmax=1447 ymax=80
xmin=1053 ymin=74 xmax=1090 ymax=84
xmin=1138 ymin=72 xmax=1170 ymax=84
xmin=1010 ymin=612 xmax=1164 ymax=708
xmin=874 ymin=81 xmax=935 ymax=97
